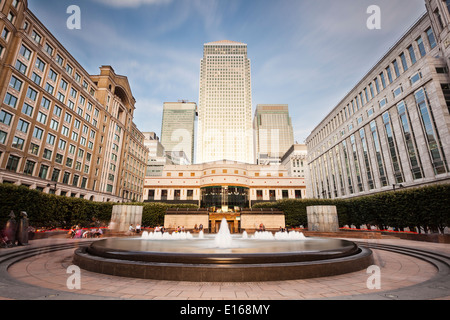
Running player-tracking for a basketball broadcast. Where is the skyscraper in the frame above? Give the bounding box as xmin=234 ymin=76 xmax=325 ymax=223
xmin=160 ymin=101 xmax=196 ymax=164
xmin=196 ymin=40 xmax=254 ymax=164
xmin=253 ymin=104 xmax=294 ymax=164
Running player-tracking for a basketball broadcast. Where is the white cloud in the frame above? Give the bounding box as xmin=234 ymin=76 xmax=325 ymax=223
xmin=93 ymin=0 xmax=172 ymax=8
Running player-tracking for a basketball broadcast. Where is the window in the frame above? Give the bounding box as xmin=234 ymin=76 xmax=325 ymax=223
xmin=31 ymin=72 xmax=42 ymax=85
xmin=4 ymin=93 xmax=18 ymax=108
xmin=2 ymin=28 xmax=10 ymax=41
xmin=17 ymin=119 xmax=29 ymax=133
xmin=57 ymin=93 xmax=65 ymax=103
xmin=9 ymin=76 xmax=23 ymax=91
xmin=47 ymin=133 xmax=56 ymax=145
xmin=393 ymin=86 xmax=403 ymax=98
xmin=50 ymin=119 xmax=59 ymax=131
xmin=56 ymin=54 xmax=64 ymax=66
xmin=19 ymin=45 xmax=32 ymax=60
xmin=24 ymin=160 xmax=35 ymax=176
xmin=15 ymin=60 xmax=27 ymax=74
xmin=0 ymin=130 xmax=7 ymax=144
xmin=426 ymin=27 xmax=437 ymax=49
xmin=81 ymin=177 xmax=87 ymax=189
xmin=29 ymin=143 xmax=39 ymax=156
xmin=40 ymin=96 xmax=51 ymax=110
xmin=12 ymin=136 xmax=25 ymax=150
xmin=63 ymin=172 xmax=71 ymax=184
xmin=51 ymin=169 xmax=60 ymax=182
xmin=55 ymin=153 xmax=63 ymax=164
xmin=380 ymin=72 xmax=387 ymax=89
xmin=45 ymin=83 xmax=54 ymax=94
xmin=43 ymin=148 xmax=52 ymax=160
xmin=39 ymin=165 xmax=49 ymax=180
xmin=64 ymin=113 xmax=72 ymax=123
xmin=37 ymin=112 xmax=47 ymax=124
xmin=397 ymin=101 xmax=423 ymax=179
xmin=72 ymin=175 xmax=80 ymax=187
xmin=53 ymin=105 xmax=62 ymax=117
xmin=386 ymin=66 xmax=393 ymax=83
xmin=0 ymin=110 xmax=13 ymax=125
xmin=26 ymin=87 xmax=38 ymax=101
xmin=417 ymin=36 xmax=426 ymax=57
xmin=66 ymin=64 xmax=73 ymax=75
xmin=48 ymin=69 xmax=58 ymax=82
xmin=6 ymin=155 xmax=20 ymax=172
xmin=7 ymin=11 xmax=15 ymax=23
xmin=31 ymin=30 xmax=42 ymax=44
xmin=379 ymin=97 xmax=388 ymax=109
xmin=400 ymin=52 xmax=408 ymax=72
xmin=407 ymin=46 xmax=417 ymax=66
xmin=410 ymin=72 xmax=422 ymax=85
xmin=392 ymin=60 xmax=400 ymax=78
xmin=256 ymin=190 xmax=263 ymax=200
xmin=35 ymin=58 xmax=46 ymax=72
xmin=415 ymin=88 xmax=448 ymax=175
xmin=45 ymin=43 xmax=54 ymax=56
xmin=32 ymin=127 xmax=43 ymax=139
xmin=60 ymin=79 xmax=68 ymax=91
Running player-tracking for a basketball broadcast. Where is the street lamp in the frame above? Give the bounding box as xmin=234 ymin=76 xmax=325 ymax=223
xmin=47 ymin=183 xmax=57 ymax=194
xmin=392 ymin=184 xmax=404 ymax=191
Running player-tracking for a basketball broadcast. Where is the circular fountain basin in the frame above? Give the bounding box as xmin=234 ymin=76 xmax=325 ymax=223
xmin=73 ymin=234 xmax=374 ymax=282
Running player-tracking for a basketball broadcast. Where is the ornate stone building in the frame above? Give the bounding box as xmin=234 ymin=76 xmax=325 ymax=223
xmin=0 ymin=0 xmax=148 ymax=202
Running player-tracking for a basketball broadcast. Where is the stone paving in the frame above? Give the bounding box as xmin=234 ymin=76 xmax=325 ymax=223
xmin=1 ymin=237 xmax=448 ymax=300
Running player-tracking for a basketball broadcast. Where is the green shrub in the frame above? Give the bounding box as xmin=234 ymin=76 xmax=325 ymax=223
xmin=253 ymin=184 xmax=450 ymax=232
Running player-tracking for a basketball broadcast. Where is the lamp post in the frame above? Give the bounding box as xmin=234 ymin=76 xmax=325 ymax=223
xmin=47 ymin=182 xmax=57 ymax=194
xmin=392 ymin=184 xmax=404 ymax=192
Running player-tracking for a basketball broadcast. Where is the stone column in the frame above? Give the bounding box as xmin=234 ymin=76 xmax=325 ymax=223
xmin=307 ymin=206 xmax=339 ymax=232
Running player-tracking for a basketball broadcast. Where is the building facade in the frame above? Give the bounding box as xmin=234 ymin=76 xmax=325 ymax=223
xmin=253 ymin=104 xmax=294 ymax=165
xmin=143 ymin=160 xmax=306 ymax=209
xmin=306 ymin=1 xmax=450 ymax=199
xmin=0 ymin=0 xmax=148 ymax=202
xmin=143 ymin=132 xmax=166 ymax=177
xmin=196 ymin=40 xmax=254 ymax=164
xmin=281 ymin=144 xmax=308 ymax=178
xmin=160 ymin=101 xmax=196 ymax=164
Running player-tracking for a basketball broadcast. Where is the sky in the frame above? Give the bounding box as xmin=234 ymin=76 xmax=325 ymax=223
xmin=28 ymin=0 xmax=427 ymax=144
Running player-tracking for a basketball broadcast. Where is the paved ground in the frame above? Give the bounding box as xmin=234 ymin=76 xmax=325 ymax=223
xmin=0 ymin=236 xmax=449 ymax=301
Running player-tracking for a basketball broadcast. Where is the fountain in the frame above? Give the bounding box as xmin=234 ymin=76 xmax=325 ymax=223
xmin=73 ymin=218 xmax=374 ymax=282
xmin=214 ymin=218 xmax=233 ymax=248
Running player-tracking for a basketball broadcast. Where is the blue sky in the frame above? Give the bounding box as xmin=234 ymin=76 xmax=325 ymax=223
xmin=28 ymin=0 xmax=427 ymax=143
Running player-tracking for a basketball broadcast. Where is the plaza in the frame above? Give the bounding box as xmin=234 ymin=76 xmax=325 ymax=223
xmin=0 ymin=234 xmax=448 ymax=301
xmin=0 ymin=0 xmax=449 ymax=307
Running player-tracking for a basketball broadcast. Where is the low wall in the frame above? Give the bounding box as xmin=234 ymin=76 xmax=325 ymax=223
xmin=164 ymin=214 xmax=210 ymax=231
xmin=240 ymin=214 xmax=285 ymax=231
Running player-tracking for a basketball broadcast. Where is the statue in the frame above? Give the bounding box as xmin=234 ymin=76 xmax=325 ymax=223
xmin=16 ymin=211 xmax=29 ymax=246
xmin=4 ymin=211 xmax=17 ymax=246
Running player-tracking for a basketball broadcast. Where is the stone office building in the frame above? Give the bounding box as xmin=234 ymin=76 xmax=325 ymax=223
xmin=143 ymin=160 xmax=307 ymax=208
xmin=306 ymin=0 xmax=450 ymax=199
xmin=0 ymin=0 xmax=148 ymax=202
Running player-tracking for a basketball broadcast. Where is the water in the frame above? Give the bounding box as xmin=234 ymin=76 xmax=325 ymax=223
xmin=141 ymin=230 xmax=194 ymax=240
xmin=140 ymin=219 xmax=307 ymax=249
xmin=214 ymin=218 xmax=233 ymax=248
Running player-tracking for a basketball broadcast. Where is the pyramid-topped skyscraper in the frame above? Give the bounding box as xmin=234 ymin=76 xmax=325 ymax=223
xmin=196 ymin=40 xmax=254 ymax=164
